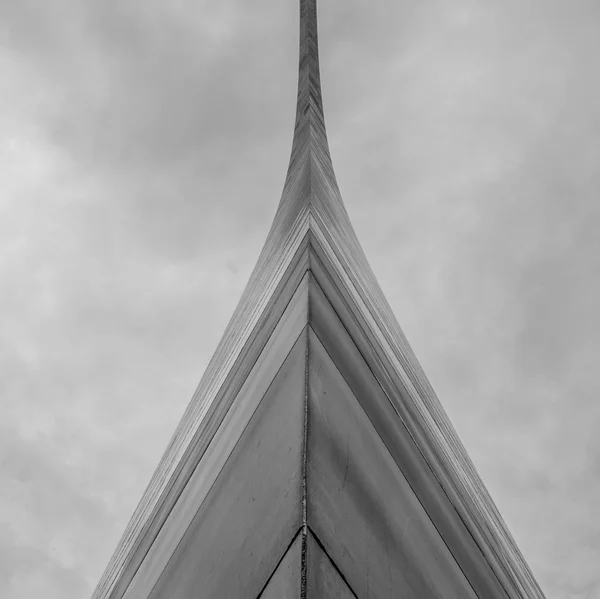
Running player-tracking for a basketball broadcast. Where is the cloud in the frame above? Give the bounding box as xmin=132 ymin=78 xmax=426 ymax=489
xmin=1 ymin=0 xmax=599 ymax=598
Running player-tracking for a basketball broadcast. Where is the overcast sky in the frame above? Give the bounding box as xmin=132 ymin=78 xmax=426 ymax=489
xmin=1 ymin=0 xmax=599 ymax=597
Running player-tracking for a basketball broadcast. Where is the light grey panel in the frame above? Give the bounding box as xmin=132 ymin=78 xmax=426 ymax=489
xmin=260 ymin=531 xmax=302 ymax=599
xmin=307 ymin=329 xmax=477 ymax=599
xmin=150 ymin=332 xmax=307 ymax=599
xmin=306 ymin=530 xmax=355 ymax=599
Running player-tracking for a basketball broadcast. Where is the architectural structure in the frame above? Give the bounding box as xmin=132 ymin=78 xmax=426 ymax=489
xmin=92 ymin=1 xmax=545 ymax=597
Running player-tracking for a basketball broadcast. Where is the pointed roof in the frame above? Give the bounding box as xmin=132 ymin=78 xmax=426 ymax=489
xmin=92 ymin=2 xmax=545 ymax=598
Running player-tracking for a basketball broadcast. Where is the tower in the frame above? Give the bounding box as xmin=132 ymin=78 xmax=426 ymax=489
xmin=92 ymin=1 xmax=545 ymax=597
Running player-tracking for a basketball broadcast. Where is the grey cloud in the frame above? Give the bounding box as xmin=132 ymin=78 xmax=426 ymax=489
xmin=1 ymin=1 xmax=600 ymax=598
xmin=5 ymin=0 xmax=296 ymax=170
xmin=0 ymin=428 xmax=104 ymax=596
xmin=0 ymin=527 xmax=89 ymax=599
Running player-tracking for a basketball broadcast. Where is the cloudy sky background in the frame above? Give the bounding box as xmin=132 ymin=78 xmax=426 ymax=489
xmin=1 ymin=0 xmax=599 ymax=597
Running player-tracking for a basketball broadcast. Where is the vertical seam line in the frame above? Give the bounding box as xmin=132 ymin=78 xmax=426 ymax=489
xmin=301 ymin=315 xmax=310 ymax=597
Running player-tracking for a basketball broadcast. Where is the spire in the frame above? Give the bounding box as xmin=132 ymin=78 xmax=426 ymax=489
xmin=280 ymin=0 xmax=342 ymax=209
xmin=286 ymin=0 xmax=328 ymax=176
xmin=297 ymin=0 xmax=324 ymax=122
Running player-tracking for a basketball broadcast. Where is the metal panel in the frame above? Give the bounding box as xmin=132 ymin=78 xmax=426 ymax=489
xmin=307 ymin=328 xmax=477 ymax=599
xmin=260 ymin=531 xmax=302 ymax=599
xmin=148 ymin=332 xmax=307 ymax=599
xmin=306 ymin=530 xmax=355 ymax=599
xmin=308 ymin=266 xmax=509 ymax=598
xmin=124 ymin=273 xmax=310 ymax=598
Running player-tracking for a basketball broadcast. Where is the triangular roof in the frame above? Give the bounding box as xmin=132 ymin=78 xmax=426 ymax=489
xmin=92 ymin=1 xmax=545 ymax=598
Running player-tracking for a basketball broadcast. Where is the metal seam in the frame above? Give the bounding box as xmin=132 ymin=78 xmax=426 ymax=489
xmin=300 ymin=320 xmax=310 ymax=598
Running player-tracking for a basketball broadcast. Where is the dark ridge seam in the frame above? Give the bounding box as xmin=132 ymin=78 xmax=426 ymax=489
xmin=255 ymin=527 xmax=303 ymax=599
xmin=307 ymin=526 xmax=360 ymax=599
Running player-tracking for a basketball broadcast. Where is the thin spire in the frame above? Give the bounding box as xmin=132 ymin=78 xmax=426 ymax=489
xmin=293 ymin=0 xmax=326 ymax=141
xmin=283 ymin=0 xmax=338 ymax=196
